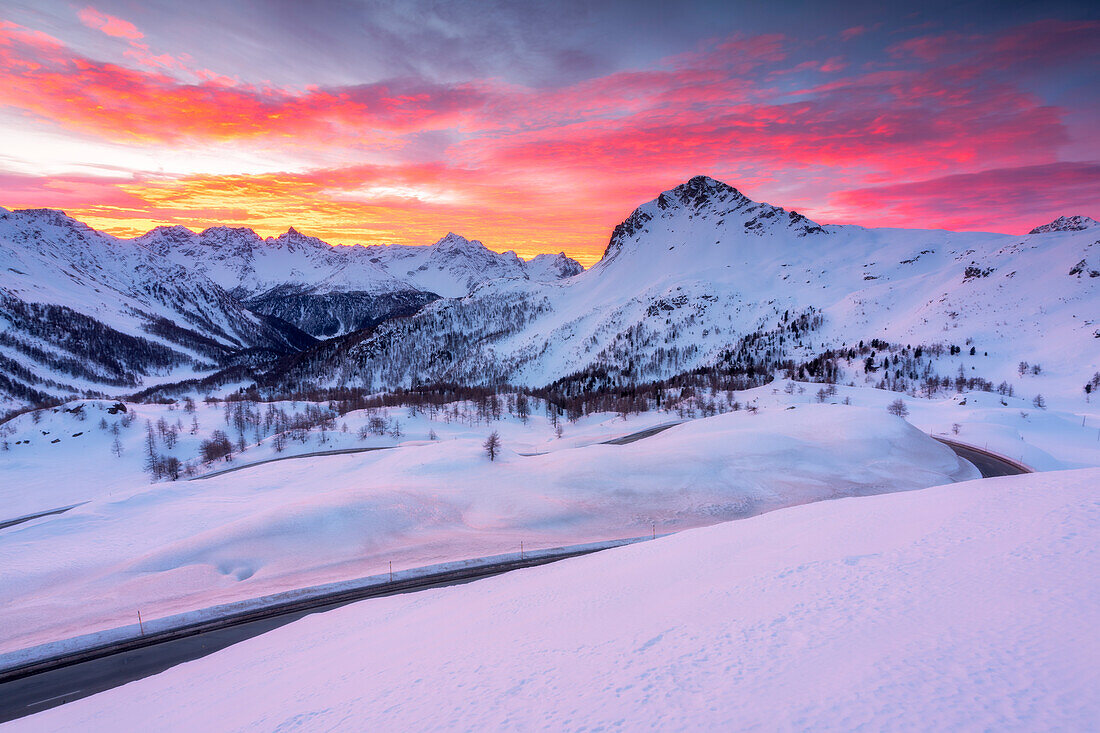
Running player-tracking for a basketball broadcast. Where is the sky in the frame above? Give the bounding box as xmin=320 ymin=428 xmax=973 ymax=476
xmin=0 ymin=0 xmax=1097 ymax=265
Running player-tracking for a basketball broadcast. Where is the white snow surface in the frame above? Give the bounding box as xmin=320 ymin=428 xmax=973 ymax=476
xmin=0 ymin=404 xmax=977 ymax=654
xmin=15 ymin=468 xmax=1099 ymax=731
xmin=5 ymin=380 xmax=1095 ymax=523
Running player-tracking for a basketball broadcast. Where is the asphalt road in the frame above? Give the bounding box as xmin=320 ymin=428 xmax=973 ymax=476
xmin=0 ymin=427 xmax=1029 ymax=722
xmin=600 ymin=422 xmax=683 ymax=445
xmin=0 ymin=502 xmax=89 ymax=531
xmin=192 ymin=445 xmax=393 ymax=480
xmin=932 ymin=437 xmax=1030 ymax=477
xmin=0 ymin=546 xmax=617 ymax=723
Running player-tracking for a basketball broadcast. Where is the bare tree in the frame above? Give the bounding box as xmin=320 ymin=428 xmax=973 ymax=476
xmin=886 ymin=398 xmax=909 ymax=418
xmin=200 ymin=430 xmax=233 ymax=462
xmin=483 ymin=431 xmax=501 ymax=462
xmin=162 ymin=456 xmax=181 ymax=481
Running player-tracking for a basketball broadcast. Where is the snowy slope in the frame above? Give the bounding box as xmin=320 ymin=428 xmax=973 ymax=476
xmin=0 ymin=209 xmax=312 ymax=407
xmin=0 ymin=405 xmax=976 ymax=653
xmin=305 ymin=176 xmax=1098 ymax=400
xmin=15 ymin=468 xmax=1098 ymax=731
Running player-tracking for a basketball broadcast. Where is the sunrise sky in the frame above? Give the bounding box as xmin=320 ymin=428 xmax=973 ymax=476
xmin=0 ymin=0 xmax=1097 ymax=264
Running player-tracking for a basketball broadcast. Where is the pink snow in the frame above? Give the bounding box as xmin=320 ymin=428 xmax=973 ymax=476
xmin=15 ymin=468 xmax=1099 ymax=731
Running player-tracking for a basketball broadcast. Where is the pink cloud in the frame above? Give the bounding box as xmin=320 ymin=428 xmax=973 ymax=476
xmin=828 ymin=162 xmax=1100 ymax=233
xmin=77 ymin=7 xmax=144 ymax=41
xmin=840 ymin=26 xmax=867 ymax=42
xmin=0 ymin=17 xmax=1095 ymax=260
xmin=0 ymin=22 xmax=485 ymax=145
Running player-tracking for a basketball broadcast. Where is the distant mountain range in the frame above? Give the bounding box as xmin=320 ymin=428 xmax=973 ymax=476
xmin=1 ymin=176 xmax=1096 ymax=409
xmin=0 ymin=209 xmax=580 ymax=407
xmin=133 ymin=225 xmax=581 ymax=337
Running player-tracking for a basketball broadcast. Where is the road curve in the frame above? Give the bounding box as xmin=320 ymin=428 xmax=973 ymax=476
xmin=0 ymin=423 xmax=1030 ymax=721
xmin=191 ymin=445 xmax=393 ymax=481
xmin=601 ymin=422 xmax=683 ymax=445
xmin=0 ymin=502 xmax=89 ymax=531
xmin=932 ymin=437 xmax=1031 ymax=477
xmin=0 ymin=540 xmax=644 ymax=723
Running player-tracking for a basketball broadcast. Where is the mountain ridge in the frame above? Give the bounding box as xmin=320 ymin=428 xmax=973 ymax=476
xmin=1 ymin=178 xmax=1097 ymax=410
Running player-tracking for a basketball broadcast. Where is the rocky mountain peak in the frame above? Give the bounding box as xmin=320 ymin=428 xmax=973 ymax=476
xmin=197 ymin=226 xmax=264 ymax=256
xmin=527 ymin=252 xmax=585 ymax=280
xmin=658 ymin=175 xmax=748 ymax=211
xmin=433 ymin=232 xmax=486 ymax=252
xmin=9 ymin=208 xmax=91 ymax=233
xmin=133 ymin=225 xmax=197 ymax=254
xmin=600 ymin=176 xmax=825 ymax=262
xmin=270 ymin=227 xmax=330 ymax=252
xmin=1028 ymin=215 xmax=1099 ymax=234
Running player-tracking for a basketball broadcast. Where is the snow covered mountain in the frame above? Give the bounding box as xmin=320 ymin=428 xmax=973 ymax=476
xmin=0 ymin=209 xmax=584 ymax=408
xmin=358 ymin=233 xmax=583 ymax=298
xmin=0 ymin=208 xmax=314 ymax=407
xmin=133 ymin=227 xmax=583 ymax=337
xmin=134 ymin=225 xmax=405 ymax=300
xmin=134 ymin=225 xmax=436 ymax=338
xmin=275 ymin=176 xmax=1098 ymax=398
xmin=1028 ymin=215 xmax=1098 ymax=234
xmin=3 ymin=176 xmax=1095 ymax=409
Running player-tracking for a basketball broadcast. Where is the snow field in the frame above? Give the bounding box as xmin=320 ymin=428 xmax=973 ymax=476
xmin=14 ymin=468 xmax=1098 ymax=731
xmin=0 ymin=404 xmax=975 ymax=654
xmin=0 ymin=397 xmax=677 ymax=518
xmin=740 ymin=380 xmax=1100 ymax=470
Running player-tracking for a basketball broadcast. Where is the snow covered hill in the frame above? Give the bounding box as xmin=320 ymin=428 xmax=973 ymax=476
xmin=290 ymin=176 xmax=1098 ymax=401
xmin=0 ymin=403 xmax=976 ymax=654
xmin=14 ymin=467 xmax=1098 ymax=730
xmin=0 ymin=208 xmax=314 ymax=409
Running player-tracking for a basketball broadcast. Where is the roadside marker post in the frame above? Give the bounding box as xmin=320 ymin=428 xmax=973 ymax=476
xmin=137 ymin=610 xmax=144 ymax=637
xmin=389 ymin=561 xmax=393 ymax=582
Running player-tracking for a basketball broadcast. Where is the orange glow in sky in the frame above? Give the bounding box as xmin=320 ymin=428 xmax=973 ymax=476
xmin=0 ymin=6 xmax=1096 ymax=266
